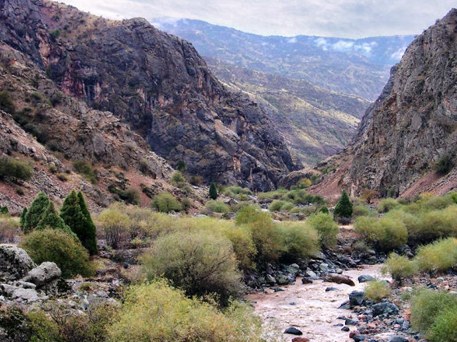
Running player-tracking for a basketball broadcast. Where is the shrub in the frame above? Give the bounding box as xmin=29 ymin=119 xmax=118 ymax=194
xmin=277 ymin=222 xmax=319 ymax=262
xmin=352 ymin=205 xmax=371 ymax=217
xmin=96 ymin=209 xmax=131 ymax=249
xmin=427 ymin=309 xmax=457 ymax=342
xmin=0 ymin=205 xmax=8 ymax=215
xmin=205 ymin=200 xmax=230 ymax=213
xmin=0 ymin=216 xmax=18 ymax=243
xmin=209 ymin=182 xmax=218 ymax=200
xmin=377 ymin=198 xmax=399 ymax=213
xmin=364 ymin=280 xmax=390 ymax=302
xmin=61 ymin=190 xmax=98 ymax=255
xmin=382 ymin=253 xmax=418 ymax=281
xmin=171 ymin=171 xmax=186 ymax=188
xmin=280 ymin=202 xmax=295 ymax=211
xmin=36 ymin=202 xmax=73 ymax=235
xmin=306 ymin=212 xmax=339 ymax=248
xmin=377 ymin=216 xmax=408 ymax=251
xmin=268 ymin=200 xmax=286 ymax=212
xmin=319 ymin=206 xmax=329 ymax=214
xmin=415 ymin=238 xmax=457 ymax=274
xmin=423 ymin=195 xmax=454 ymax=211
xmin=334 ymin=190 xmax=353 ymax=219
xmin=20 ymin=229 xmax=95 ymax=278
xmin=0 ymin=156 xmax=33 ymax=181
xmin=434 ymin=153 xmax=454 ymax=175
xmin=151 ymin=192 xmax=182 ymax=213
xmin=219 ymin=224 xmax=257 ymax=271
xmin=23 ymin=191 xmax=50 ymax=233
xmin=411 ymin=289 xmax=457 ymax=334
xmin=141 ymin=230 xmax=241 ymax=306
xmin=411 ymin=209 xmax=456 ymax=244
xmin=354 ymin=216 xmax=384 ymax=245
xmin=0 ymin=90 xmax=15 ymax=113
xmin=72 ymin=160 xmax=97 ymax=184
xmin=235 ymin=205 xmax=281 ymax=262
xmin=108 ymin=280 xmax=262 ymax=342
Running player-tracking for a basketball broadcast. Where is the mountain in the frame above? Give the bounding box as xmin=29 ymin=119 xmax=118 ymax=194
xmin=314 ymin=8 xmax=457 ymax=199
xmin=0 ymin=0 xmax=297 ymax=192
xmin=153 ymin=18 xmax=414 ymax=100
xmin=206 ymin=57 xmax=370 ymax=165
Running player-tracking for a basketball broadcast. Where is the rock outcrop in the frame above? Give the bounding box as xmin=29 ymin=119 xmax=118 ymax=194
xmin=314 ymin=9 xmax=457 ymax=198
xmin=0 ymin=0 xmax=297 ymax=190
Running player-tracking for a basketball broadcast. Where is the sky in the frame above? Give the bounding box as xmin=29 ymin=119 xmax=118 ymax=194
xmin=59 ymin=0 xmax=456 ymax=38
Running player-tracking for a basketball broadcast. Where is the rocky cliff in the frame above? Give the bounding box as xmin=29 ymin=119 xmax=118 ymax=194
xmin=314 ymin=9 xmax=457 ymax=199
xmin=0 ymin=0 xmax=297 ymax=191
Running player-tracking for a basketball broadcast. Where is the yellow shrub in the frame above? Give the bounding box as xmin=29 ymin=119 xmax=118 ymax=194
xmin=364 ymin=280 xmax=390 ymax=302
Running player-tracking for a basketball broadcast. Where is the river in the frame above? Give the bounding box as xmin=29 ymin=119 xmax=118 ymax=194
xmin=247 ymin=264 xmax=388 ymax=342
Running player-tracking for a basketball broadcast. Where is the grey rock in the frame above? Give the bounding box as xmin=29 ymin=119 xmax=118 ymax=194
xmin=277 ymin=275 xmax=289 ymax=285
xmin=284 ymin=327 xmax=303 ymax=335
xmin=345 ymin=318 xmax=358 ymax=325
xmin=11 ymin=288 xmax=39 ymax=303
xmin=0 ymin=245 xmax=36 ymax=279
xmin=266 ymin=274 xmax=276 ymax=285
xmin=358 ymin=275 xmax=375 ymax=283
xmin=22 ymin=262 xmax=61 ymax=288
xmin=353 ymin=335 xmax=370 ymax=342
xmin=388 ymin=336 xmax=409 ymax=342
xmin=341 ymin=326 xmax=350 ymax=332
xmin=349 ymin=291 xmax=365 ymax=307
xmin=372 ymin=302 xmax=399 ymax=317
xmin=326 ymin=287 xmax=339 ymax=292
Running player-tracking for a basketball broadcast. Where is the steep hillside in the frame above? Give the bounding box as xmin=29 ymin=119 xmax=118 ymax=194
xmin=207 ymin=58 xmax=369 ymax=165
xmin=0 ymin=0 xmax=297 ymax=191
xmin=314 ymin=8 xmax=457 ymax=199
xmin=154 ymin=18 xmax=414 ymax=100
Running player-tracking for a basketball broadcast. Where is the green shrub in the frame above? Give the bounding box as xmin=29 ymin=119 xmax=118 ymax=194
xmin=0 ymin=156 xmax=33 ymax=181
xmin=0 ymin=90 xmax=15 ymax=113
xmin=382 ymin=253 xmax=418 ymax=281
xmin=257 ymin=188 xmax=288 ymax=201
xmin=0 ymin=216 xmax=18 ymax=243
xmin=72 ymin=160 xmax=97 ymax=184
xmin=306 ymin=212 xmax=339 ymax=248
xmin=334 ymin=190 xmax=353 ymax=220
xmin=219 ymin=224 xmax=257 ymax=271
xmin=209 ymin=182 xmax=218 ymax=200
xmin=151 ymin=192 xmax=182 ymax=213
xmin=427 ymin=309 xmax=457 ymax=342
xmin=280 ymin=202 xmax=295 ymax=211
xmin=108 ymin=280 xmax=262 ymax=342
xmin=415 ymin=238 xmax=457 ymax=274
xmin=36 ymin=202 xmax=73 ymax=235
xmin=352 ymin=205 xmax=371 ymax=217
xmin=364 ymin=280 xmax=390 ymax=302
xmin=377 ymin=198 xmax=399 ymax=213
xmin=411 ymin=289 xmax=457 ymax=334
xmin=277 ymin=222 xmax=319 ymax=262
xmin=434 ymin=153 xmax=454 ymax=175
xmin=20 ymin=229 xmax=95 ymax=278
xmin=96 ymin=209 xmax=131 ymax=249
xmin=235 ymin=206 xmax=281 ymax=262
xmin=0 ymin=205 xmax=8 ymax=215
xmin=354 ymin=216 xmax=384 ymax=245
xmin=141 ymin=230 xmax=242 ymax=306
xmin=205 ymin=200 xmax=230 ymax=213
xmin=377 ymin=216 xmax=408 ymax=251
xmin=319 ymin=206 xmax=329 ymax=214
xmin=171 ymin=171 xmax=186 ymax=188
xmin=269 ymin=200 xmax=286 ymax=212
xmin=23 ymin=191 xmax=50 ymax=233
xmin=423 ymin=195 xmax=454 ymax=211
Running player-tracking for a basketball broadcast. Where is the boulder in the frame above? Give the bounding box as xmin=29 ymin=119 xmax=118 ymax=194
xmin=358 ymin=275 xmax=375 ymax=283
xmin=22 ymin=262 xmax=61 ymax=288
xmin=0 ymin=245 xmax=36 ymax=280
xmin=388 ymin=336 xmax=409 ymax=342
xmin=349 ymin=291 xmax=365 ymax=307
xmin=284 ymin=327 xmax=303 ymax=335
xmin=323 ymin=274 xmax=355 ymax=286
xmin=372 ymin=302 xmax=399 ymax=317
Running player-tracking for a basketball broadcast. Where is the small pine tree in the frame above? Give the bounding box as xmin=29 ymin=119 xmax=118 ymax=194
xmin=23 ymin=192 xmax=50 ymax=233
xmin=19 ymin=207 xmax=27 ymax=229
xmin=36 ymin=201 xmax=72 ymax=234
xmin=334 ymin=190 xmax=353 ymax=219
xmin=0 ymin=206 xmax=8 ymax=215
xmin=209 ymin=182 xmax=218 ymax=200
xmin=60 ymin=190 xmax=97 ymax=255
xmin=319 ymin=206 xmax=330 ymax=214
xmin=77 ymin=191 xmax=97 ymax=255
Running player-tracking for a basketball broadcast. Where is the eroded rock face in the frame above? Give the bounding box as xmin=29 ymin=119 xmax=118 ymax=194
xmin=0 ymin=0 xmax=297 ymax=190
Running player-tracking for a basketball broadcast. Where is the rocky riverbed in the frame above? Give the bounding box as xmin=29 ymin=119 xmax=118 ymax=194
xmin=248 ymin=265 xmax=395 ymax=342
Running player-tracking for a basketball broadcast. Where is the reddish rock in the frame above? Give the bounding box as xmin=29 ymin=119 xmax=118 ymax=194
xmin=292 ymin=338 xmax=310 ymax=342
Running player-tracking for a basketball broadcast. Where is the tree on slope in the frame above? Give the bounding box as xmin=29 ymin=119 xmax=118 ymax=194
xmin=334 ymin=189 xmax=353 ymax=221
xmin=209 ymin=182 xmax=218 ymax=200
xmin=22 ymin=192 xmax=49 ymax=233
xmin=60 ymin=190 xmax=97 ymax=255
xmin=36 ymin=201 xmax=73 ymax=235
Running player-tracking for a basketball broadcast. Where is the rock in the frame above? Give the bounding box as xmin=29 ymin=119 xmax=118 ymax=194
xmin=0 ymin=245 xmax=36 ymax=280
xmin=284 ymin=327 xmax=303 ymax=335
xmin=353 ymin=335 xmax=370 ymax=342
xmin=345 ymin=318 xmax=359 ymax=325
xmin=338 ymin=300 xmax=351 ymax=310
xmin=304 ymin=270 xmax=318 ymax=279
xmin=372 ymin=302 xmax=399 ymax=317
xmin=326 ymin=287 xmax=339 ymax=292
xmin=22 ymin=262 xmax=61 ymax=288
xmin=273 ymin=287 xmax=284 ymax=292
xmin=388 ymin=336 xmax=409 ymax=342
xmin=341 ymin=326 xmax=350 ymax=332
xmin=323 ymin=274 xmax=355 ymax=286
xmin=11 ymin=287 xmax=39 ymax=303
xmin=319 ymin=263 xmax=329 ymax=272
xmin=302 ymin=277 xmax=313 ymax=284
xmin=349 ymin=291 xmax=365 ymax=307
xmin=266 ymin=274 xmax=276 ymax=285
xmin=277 ymin=275 xmax=290 ymax=285
xmin=292 ymin=338 xmax=309 ymax=342
xmin=358 ymin=275 xmax=375 ymax=283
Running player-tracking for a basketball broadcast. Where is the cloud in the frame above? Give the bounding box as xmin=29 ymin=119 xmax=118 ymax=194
xmin=59 ymin=0 xmax=457 ymax=38
xmin=287 ymin=37 xmax=298 ymax=43
xmin=331 ymin=40 xmax=354 ymax=52
xmin=391 ymin=47 xmax=407 ymax=60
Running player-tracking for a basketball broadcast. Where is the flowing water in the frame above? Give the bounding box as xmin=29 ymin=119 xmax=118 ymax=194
xmin=247 ymin=265 xmax=387 ymax=342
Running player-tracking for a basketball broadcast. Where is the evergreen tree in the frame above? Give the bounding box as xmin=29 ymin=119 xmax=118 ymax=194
xmin=23 ymin=192 xmax=49 ymax=233
xmin=61 ymin=190 xmax=97 ymax=255
xmin=0 ymin=206 xmax=8 ymax=215
xmin=36 ymin=202 xmax=73 ymax=235
xmin=209 ymin=182 xmax=218 ymax=200
xmin=77 ymin=191 xmax=97 ymax=255
xmin=334 ymin=190 xmax=353 ymax=219
xmin=19 ymin=207 xmax=27 ymax=229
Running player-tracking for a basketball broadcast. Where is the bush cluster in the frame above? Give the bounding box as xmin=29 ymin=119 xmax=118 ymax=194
xmin=0 ymin=156 xmax=33 ymax=181
xmin=364 ymin=280 xmax=390 ymax=302
xmin=151 ymin=192 xmax=182 ymax=213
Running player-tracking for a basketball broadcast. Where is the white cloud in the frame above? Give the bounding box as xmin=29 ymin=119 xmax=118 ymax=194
xmin=391 ymin=47 xmax=407 ymax=60
xmin=287 ymin=37 xmax=298 ymax=43
xmin=59 ymin=0 xmax=457 ymax=38
xmin=331 ymin=40 xmax=354 ymax=51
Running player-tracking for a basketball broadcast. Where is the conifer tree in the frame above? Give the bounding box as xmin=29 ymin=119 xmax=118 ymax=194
xmin=61 ymin=190 xmax=97 ymax=255
xmin=334 ymin=189 xmax=353 ymax=219
xmin=209 ymin=182 xmax=218 ymax=200
xmin=19 ymin=207 xmax=27 ymax=229
xmin=36 ymin=202 xmax=73 ymax=235
xmin=77 ymin=191 xmax=97 ymax=255
xmin=23 ymin=192 xmax=49 ymax=233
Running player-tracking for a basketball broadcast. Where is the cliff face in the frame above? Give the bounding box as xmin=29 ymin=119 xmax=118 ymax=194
xmin=316 ymin=9 xmax=457 ymax=198
xmin=0 ymin=0 xmax=296 ymax=190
